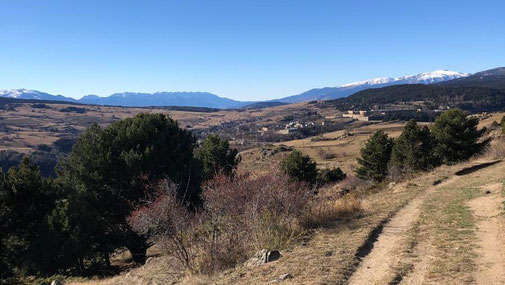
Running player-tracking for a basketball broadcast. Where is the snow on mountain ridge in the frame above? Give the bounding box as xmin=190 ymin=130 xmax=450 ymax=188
xmin=340 ymin=70 xmax=470 ymax=88
xmin=0 ymin=88 xmax=36 ymax=98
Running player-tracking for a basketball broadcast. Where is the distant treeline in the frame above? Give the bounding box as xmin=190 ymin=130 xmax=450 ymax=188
xmin=325 ymin=84 xmax=505 ymax=112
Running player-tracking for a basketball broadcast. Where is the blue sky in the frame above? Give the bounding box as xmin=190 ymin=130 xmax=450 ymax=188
xmin=0 ymin=0 xmax=504 ymax=101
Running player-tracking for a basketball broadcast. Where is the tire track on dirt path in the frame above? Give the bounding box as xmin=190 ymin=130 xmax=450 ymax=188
xmin=467 ymin=182 xmax=505 ymax=285
xmin=398 ymin=160 xmax=503 ymax=285
xmin=346 ymin=194 xmax=426 ymax=285
xmin=343 ymin=159 xmax=496 ymax=285
xmin=346 ymin=175 xmax=458 ymax=285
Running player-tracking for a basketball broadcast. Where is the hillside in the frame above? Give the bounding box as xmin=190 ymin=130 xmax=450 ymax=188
xmin=438 ymin=67 xmax=505 ymax=89
xmin=239 ymin=101 xmax=287 ymax=109
xmin=325 ymin=84 xmax=505 ymax=112
xmin=65 ymin=114 xmax=505 ymax=285
xmin=0 ymin=99 xmax=342 ymax=176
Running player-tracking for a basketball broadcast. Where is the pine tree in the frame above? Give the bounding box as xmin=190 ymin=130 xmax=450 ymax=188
xmin=195 ymin=134 xmax=239 ymax=181
xmin=280 ymin=150 xmax=318 ymax=184
xmin=431 ymin=109 xmax=488 ymax=163
xmin=57 ymin=113 xmax=200 ymax=264
xmin=356 ymin=130 xmax=393 ymax=182
xmin=390 ymin=120 xmax=439 ymax=173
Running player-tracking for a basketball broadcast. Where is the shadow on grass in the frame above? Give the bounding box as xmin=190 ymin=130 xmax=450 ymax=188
xmin=455 ymin=160 xmax=502 ymax=176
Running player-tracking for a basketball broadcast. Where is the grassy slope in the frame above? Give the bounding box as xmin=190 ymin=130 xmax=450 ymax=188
xmin=65 ymin=113 xmax=505 ymax=285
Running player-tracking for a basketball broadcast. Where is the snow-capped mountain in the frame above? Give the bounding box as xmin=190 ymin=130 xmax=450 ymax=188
xmin=0 ymin=89 xmax=250 ymax=109
xmin=341 ymin=70 xmax=469 ymax=88
xmin=0 ymin=89 xmax=44 ymax=99
xmin=0 ymin=69 xmax=473 ymax=108
xmin=278 ymin=70 xmax=470 ymax=103
xmin=0 ymin=89 xmax=77 ymax=102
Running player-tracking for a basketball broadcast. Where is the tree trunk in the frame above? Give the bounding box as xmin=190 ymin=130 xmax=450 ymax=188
xmin=128 ymin=243 xmax=148 ymax=264
xmin=103 ymin=252 xmax=111 ymax=268
xmin=125 ymin=232 xmax=149 ymax=264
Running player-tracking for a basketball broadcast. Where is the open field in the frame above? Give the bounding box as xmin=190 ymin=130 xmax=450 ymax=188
xmin=0 ymin=101 xmax=341 ymax=154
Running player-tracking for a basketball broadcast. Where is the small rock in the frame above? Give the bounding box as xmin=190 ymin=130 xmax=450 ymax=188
xmin=51 ymin=281 xmax=64 ymax=285
xmin=388 ymin=182 xmax=396 ymax=189
xmin=245 ymin=249 xmax=282 ymax=267
xmin=485 ymin=190 xmax=491 ymax=194
xmin=325 ymin=251 xmax=333 ymax=257
xmin=433 ymin=179 xmax=442 ymax=186
xmin=279 ymin=273 xmax=293 ymax=281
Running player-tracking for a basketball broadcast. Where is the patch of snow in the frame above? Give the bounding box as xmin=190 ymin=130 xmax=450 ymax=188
xmin=339 ymin=70 xmax=470 ymax=88
xmin=0 ymin=88 xmax=39 ymax=98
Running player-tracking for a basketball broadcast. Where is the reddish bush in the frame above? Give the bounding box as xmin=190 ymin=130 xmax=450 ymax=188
xmin=129 ymin=181 xmax=199 ymax=271
xmin=129 ymin=169 xmax=312 ymax=274
xmin=202 ymin=169 xmax=311 ymax=252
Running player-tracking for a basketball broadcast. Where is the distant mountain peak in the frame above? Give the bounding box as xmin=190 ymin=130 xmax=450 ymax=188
xmin=340 ymin=77 xmax=394 ymax=88
xmin=340 ymin=70 xmax=469 ymax=88
xmin=277 ymin=69 xmax=470 ymax=103
xmin=0 ymin=88 xmax=36 ymax=98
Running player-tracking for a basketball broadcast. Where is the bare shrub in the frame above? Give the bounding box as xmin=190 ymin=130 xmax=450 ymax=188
xmin=128 ymin=182 xmax=199 ymax=272
xmin=318 ymin=149 xmax=337 ymax=160
xmin=338 ymin=175 xmax=369 ymax=194
xmin=482 ymin=138 xmax=505 ymax=160
xmin=129 ymin=169 xmax=312 ymax=274
xmin=202 ymin=169 xmax=311 ymax=253
xmin=301 ymin=199 xmax=338 ymax=229
xmin=387 ymin=164 xmax=405 ymax=182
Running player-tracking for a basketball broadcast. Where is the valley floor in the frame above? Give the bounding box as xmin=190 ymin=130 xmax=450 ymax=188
xmin=68 ymin=157 xmax=505 ymax=285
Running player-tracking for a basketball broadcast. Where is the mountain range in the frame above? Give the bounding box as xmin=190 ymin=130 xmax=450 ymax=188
xmin=276 ymin=70 xmax=469 ymax=103
xmin=0 ymin=90 xmax=251 ymax=109
xmin=0 ymin=69 xmax=494 ymax=108
xmin=326 ymin=67 xmax=505 ymax=112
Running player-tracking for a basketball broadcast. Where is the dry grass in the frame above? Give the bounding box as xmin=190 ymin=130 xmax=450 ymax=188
xmin=196 ymin=166 xmax=454 ymax=285
xmin=389 ymin=159 xmax=505 ymax=284
xmin=66 ymin=152 xmax=496 ymax=285
xmin=301 ymin=193 xmax=364 ymax=229
xmin=334 ymin=194 xmax=363 ymax=216
xmin=57 ymin=112 xmax=505 ymax=284
xmin=0 ymin=101 xmax=339 ymax=154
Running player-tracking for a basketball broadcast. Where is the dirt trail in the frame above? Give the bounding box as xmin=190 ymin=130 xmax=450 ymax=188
xmin=347 ymin=176 xmax=457 ymax=285
xmin=468 ymin=182 xmax=505 ymax=285
xmin=399 ymin=238 xmax=434 ymax=285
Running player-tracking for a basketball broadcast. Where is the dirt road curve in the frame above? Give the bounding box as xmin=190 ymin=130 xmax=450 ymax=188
xmin=347 ymin=177 xmax=456 ymax=285
xmin=347 ymin=160 xmax=505 ymax=285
